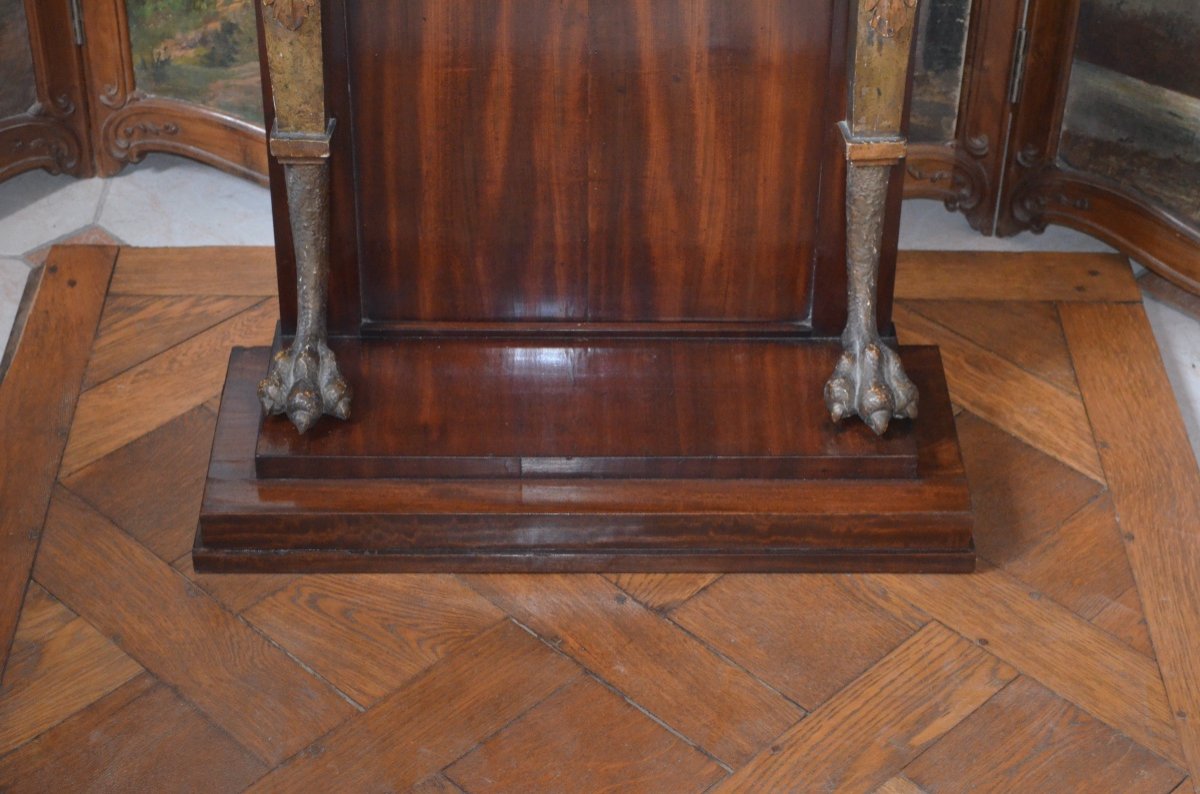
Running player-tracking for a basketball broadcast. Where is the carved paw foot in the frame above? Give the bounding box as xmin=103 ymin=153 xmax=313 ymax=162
xmin=825 ymin=338 xmax=918 ymax=435
xmin=258 ymin=341 xmax=351 ymax=433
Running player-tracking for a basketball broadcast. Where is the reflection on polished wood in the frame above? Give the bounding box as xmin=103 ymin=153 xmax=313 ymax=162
xmin=197 ymin=345 xmax=972 ymax=572
xmin=256 ymin=338 xmax=920 ymax=480
xmin=233 ymin=0 xmax=967 ymax=572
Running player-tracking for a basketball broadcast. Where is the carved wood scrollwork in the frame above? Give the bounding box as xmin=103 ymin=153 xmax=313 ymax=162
xmin=0 ymin=120 xmax=81 ymax=178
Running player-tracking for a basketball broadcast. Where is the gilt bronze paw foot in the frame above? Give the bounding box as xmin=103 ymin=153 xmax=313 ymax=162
xmin=825 ymin=336 xmax=918 ymax=435
xmin=259 ymin=340 xmax=351 ymax=433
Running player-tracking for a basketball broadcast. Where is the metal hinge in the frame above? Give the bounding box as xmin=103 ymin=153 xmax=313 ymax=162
xmin=69 ymin=0 xmax=85 ymax=46
xmin=1008 ymin=27 xmax=1029 ymax=105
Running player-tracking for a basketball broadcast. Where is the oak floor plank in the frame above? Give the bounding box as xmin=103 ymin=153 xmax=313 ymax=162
xmin=607 ymin=573 xmax=722 ymax=612
xmin=1092 ymin=586 xmax=1156 ymax=657
xmin=1005 ymin=493 xmax=1135 ymax=621
xmin=895 ymin=251 xmax=1140 ymax=302
xmin=464 ymin=573 xmax=805 ymax=766
xmin=244 ymin=574 xmax=506 ymax=706
xmin=905 ymin=676 xmax=1185 ymax=793
xmin=670 ymin=574 xmax=924 ymax=710
xmin=0 ymin=245 xmax=115 ymax=682
xmin=172 ymin=552 xmax=296 ymax=615
xmin=955 ymin=412 xmax=1103 ymax=567
xmin=874 ymin=777 xmax=928 ymax=794
xmin=32 ymin=488 xmax=356 ymax=765
xmin=63 ymin=406 xmax=218 ymax=563
xmin=1 ymin=583 xmax=72 ymax=648
xmin=445 ymin=676 xmax=727 ymax=793
xmin=84 ymin=294 xmax=261 ymax=388
xmin=900 ymin=299 xmax=1080 ymax=394
xmin=895 ymin=303 xmax=1105 ymax=481
xmin=1062 ymin=302 xmax=1200 ymax=783
xmin=60 ymin=299 xmax=277 ymax=476
xmin=869 ymin=564 xmax=1186 ymax=767
xmin=715 ymin=623 xmax=1016 ymax=793
xmin=250 ymin=620 xmax=581 ymax=792
xmin=413 ymin=776 xmax=468 ymax=794
xmin=0 ymin=585 xmax=142 ymax=756
xmin=108 ymin=247 xmax=278 ymax=297
xmin=0 ymin=674 xmax=266 ymax=793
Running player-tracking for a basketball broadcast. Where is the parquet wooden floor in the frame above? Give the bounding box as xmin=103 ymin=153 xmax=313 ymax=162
xmin=2 ymin=245 xmax=1199 ymax=792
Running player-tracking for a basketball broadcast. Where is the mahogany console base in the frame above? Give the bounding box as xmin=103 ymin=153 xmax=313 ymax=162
xmin=194 ymin=343 xmax=975 ymax=573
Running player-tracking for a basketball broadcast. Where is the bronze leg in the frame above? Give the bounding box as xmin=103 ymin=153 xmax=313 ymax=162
xmin=258 ymin=130 xmax=350 ymax=433
xmin=825 ymin=0 xmax=922 ymax=435
xmin=825 ymin=158 xmax=918 ymax=434
xmin=256 ymin=0 xmax=350 ymax=433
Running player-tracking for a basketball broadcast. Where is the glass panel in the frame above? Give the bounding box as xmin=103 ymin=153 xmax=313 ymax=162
xmin=1060 ymin=0 xmax=1200 ymax=226
xmin=0 ymin=0 xmax=39 ymax=118
xmin=910 ymin=0 xmax=973 ymax=144
xmin=126 ymin=0 xmax=264 ymax=124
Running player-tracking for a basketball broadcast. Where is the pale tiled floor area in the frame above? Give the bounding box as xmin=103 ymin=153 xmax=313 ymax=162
xmin=0 ymin=153 xmax=1197 ymax=464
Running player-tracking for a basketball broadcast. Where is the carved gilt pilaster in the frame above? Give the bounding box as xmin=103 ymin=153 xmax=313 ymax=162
xmin=256 ymin=0 xmax=350 ymax=433
xmin=824 ymin=0 xmax=920 ymax=435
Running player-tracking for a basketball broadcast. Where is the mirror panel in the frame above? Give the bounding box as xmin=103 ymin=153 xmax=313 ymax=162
xmin=910 ymin=0 xmax=973 ymax=143
xmin=125 ymin=0 xmax=264 ymax=124
xmin=0 ymin=0 xmax=38 ymax=119
xmin=1059 ymin=0 xmax=1200 ymax=225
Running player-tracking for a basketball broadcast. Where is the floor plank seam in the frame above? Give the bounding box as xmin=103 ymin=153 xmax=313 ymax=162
xmin=82 ymin=297 xmax=276 ymax=392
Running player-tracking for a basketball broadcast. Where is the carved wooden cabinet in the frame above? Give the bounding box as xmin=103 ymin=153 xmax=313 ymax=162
xmin=904 ymin=0 xmax=1200 ymax=293
xmin=0 ymin=0 xmax=267 ymax=183
xmin=194 ymin=0 xmax=977 ymax=574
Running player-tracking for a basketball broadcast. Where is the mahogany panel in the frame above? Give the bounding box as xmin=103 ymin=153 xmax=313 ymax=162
xmin=256 ymin=338 xmax=919 ymax=480
xmin=321 ymin=0 xmax=871 ymax=327
xmin=584 ymin=0 xmax=826 ymax=322
xmin=347 ymin=0 xmax=590 ymax=323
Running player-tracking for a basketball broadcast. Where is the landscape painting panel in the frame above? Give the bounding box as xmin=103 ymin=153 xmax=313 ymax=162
xmin=127 ymin=0 xmax=264 ymax=124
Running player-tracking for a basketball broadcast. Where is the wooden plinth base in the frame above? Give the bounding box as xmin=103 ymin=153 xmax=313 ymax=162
xmin=195 ymin=342 xmax=974 ymax=573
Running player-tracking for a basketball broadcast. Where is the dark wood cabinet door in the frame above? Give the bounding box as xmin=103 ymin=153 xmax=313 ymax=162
xmin=904 ymin=0 xmax=1200 ymax=294
xmin=1000 ymin=0 xmax=1200 ymax=293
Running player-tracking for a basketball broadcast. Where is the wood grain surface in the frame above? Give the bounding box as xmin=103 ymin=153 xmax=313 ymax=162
xmin=344 ymin=0 xmax=835 ymax=325
xmin=1063 ymin=302 xmax=1200 ymax=783
xmin=0 ymin=246 xmax=115 ymax=682
xmin=4 ymin=244 xmax=1198 ymax=791
xmin=255 ymin=338 xmax=921 ymax=481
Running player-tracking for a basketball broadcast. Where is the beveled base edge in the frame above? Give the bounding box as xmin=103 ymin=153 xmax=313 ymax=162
xmin=192 ymin=544 xmax=976 ymax=574
xmin=196 ymin=345 xmax=976 ymax=574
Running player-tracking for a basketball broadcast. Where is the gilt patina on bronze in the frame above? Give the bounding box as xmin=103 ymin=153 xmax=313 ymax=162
xmin=257 ymin=0 xmax=350 ymax=433
xmin=825 ymin=0 xmax=921 ymax=435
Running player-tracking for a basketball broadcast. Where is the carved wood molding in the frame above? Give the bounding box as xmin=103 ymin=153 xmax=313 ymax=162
xmin=0 ymin=116 xmax=83 ymax=181
xmin=98 ymin=97 xmax=268 ymax=185
xmin=903 ymin=143 xmax=990 ymax=218
xmin=1011 ymin=170 xmax=1200 ymax=294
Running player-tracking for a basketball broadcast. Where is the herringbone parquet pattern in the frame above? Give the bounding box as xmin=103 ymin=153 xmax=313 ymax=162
xmin=1 ymin=246 xmax=1198 ymax=793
